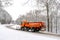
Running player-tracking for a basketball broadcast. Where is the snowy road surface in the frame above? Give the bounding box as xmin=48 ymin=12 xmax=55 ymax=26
xmin=0 ymin=24 xmax=60 ymax=40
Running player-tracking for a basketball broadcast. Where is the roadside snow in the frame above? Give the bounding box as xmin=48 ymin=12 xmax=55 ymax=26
xmin=10 ymin=24 xmax=21 ymax=30
xmin=0 ymin=24 xmax=59 ymax=40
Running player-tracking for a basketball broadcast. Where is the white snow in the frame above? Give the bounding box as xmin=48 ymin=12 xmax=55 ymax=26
xmin=10 ymin=24 xmax=21 ymax=29
xmin=0 ymin=24 xmax=59 ymax=40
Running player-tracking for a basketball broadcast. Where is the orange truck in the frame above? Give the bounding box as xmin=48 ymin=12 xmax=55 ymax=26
xmin=20 ymin=20 xmax=46 ymax=32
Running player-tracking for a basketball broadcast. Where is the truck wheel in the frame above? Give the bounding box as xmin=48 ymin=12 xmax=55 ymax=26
xmin=31 ymin=28 xmax=35 ymax=32
xmin=35 ymin=30 xmax=39 ymax=32
xmin=26 ymin=27 xmax=29 ymax=31
xmin=21 ymin=27 xmax=25 ymax=31
xmin=24 ymin=27 xmax=27 ymax=30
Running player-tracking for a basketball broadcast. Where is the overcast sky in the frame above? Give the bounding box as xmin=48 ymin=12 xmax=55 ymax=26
xmin=4 ymin=0 xmax=37 ymax=20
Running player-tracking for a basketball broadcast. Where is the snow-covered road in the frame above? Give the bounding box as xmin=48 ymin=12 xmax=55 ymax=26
xmin=0 ymin=24 xmax=60 ymax=40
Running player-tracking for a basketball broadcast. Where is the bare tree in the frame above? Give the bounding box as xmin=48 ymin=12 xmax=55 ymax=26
xmin=16 ymin=10 xmax=46 ymax=24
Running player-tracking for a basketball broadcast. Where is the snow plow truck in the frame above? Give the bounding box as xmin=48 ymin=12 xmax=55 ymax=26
xmin=20 ymin=20 xmax=46 ymax=32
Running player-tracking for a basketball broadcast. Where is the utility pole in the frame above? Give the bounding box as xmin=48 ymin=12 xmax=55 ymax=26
xmin=56 ymin=16 xmax=57 ymax=33
xmin=51 ymin=15 xmax=52 ymax=32
xmin=55 ymin=9 xmax=58 ymax=33
xmin=46 ymin=1 xmax=49 ymax=32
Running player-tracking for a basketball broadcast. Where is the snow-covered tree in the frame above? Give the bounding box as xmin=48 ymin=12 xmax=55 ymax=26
xmin=0 ymin=0 xmax=13 ymax=24
xmin=0 ymin=8 xmax=12 ymax=24
xmin=0 ymin=0 xmax=13 ymax=7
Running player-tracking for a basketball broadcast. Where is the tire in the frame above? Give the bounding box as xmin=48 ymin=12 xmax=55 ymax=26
xmin=35 ymin=29 xmax=40 ymax=32
xmin=31 ymin=28 xmax=35 ymax=32
xmin=21 ymin=27 xmax=28 ymax=31
xmin=21 ymin=27 xmax=25 ymax=31
xmin=26 ymin=27 xmax=29 ymax=31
